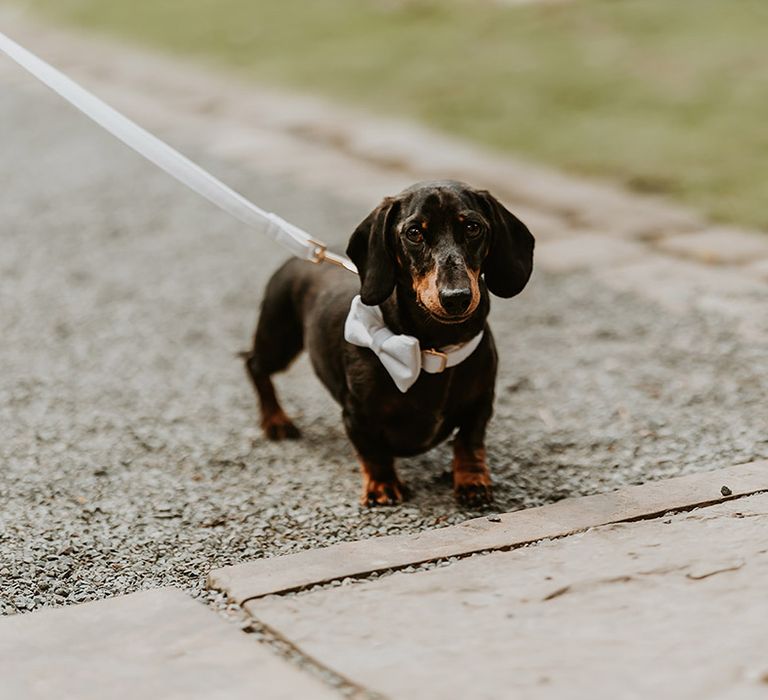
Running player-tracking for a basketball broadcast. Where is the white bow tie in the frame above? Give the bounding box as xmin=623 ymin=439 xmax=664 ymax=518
xmin=344 ymin=295 xmax=484 ymax=393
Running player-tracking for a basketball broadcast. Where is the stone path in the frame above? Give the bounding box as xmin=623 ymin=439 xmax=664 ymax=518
xmin=209 ymin=460 xmax=768 ymax=602
xmin=0 ymin=588 xmax=339 ymax=700
xmin=2 ymin=462 xmax=766 ymax=698
xmin=247 ymin=485 xmax=768 ymax=700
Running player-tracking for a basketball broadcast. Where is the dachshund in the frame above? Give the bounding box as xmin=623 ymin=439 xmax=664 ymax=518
xmin=243 ymin=181 xmax=534 ymax=507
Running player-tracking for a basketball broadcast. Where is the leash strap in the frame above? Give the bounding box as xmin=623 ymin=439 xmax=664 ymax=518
xmin=0 ymin=31 xmax=357 ymax=274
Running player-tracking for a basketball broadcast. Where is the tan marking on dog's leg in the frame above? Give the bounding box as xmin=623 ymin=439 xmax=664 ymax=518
xmin=414 ymin=265 xmax=482 ymax=318
xmin=359 ymin=455 xmax=405 ymax=507
xmin=252 ymin=372 xmax=301 ymax=441
xmin=452 ymin=441 xmax=493 ymax=506
xmin=466 ymin=267 xmax=482 ymax=314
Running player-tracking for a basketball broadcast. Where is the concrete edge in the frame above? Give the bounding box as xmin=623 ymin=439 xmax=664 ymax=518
xmin=208 ymin=460 xmax=768 ymax=603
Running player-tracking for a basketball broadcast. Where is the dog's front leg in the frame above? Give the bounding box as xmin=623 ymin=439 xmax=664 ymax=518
xmin=344 ymin=409 xmax=404 ymax=507
xmin=357 ymin=452 xmax=405 ymax=507
xmin=452 ymin=400 xmax=494 ymax=507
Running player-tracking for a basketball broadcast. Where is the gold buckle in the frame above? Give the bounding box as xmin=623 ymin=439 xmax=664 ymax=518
xmin=307 ymin=238 xmax=327 ymax=264
xmin=423 ymin=348 xmax=448 ymax=373
xmin=307 ymin=239 xmax=359 ymax=274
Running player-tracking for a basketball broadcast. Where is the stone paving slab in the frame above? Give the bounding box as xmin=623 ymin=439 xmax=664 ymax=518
xmin=655 ymin=227 xmax=768 ymax=265
xmin=534 ymin=233 xmax=647 ymax=273
xmin=209 ymin=461 xmax=768 ymax=603
xmin=0 ymin=588 xmax=338 ymax=700
xmin=247 ymin=492 xmax=768 ymax=700
xmin=504 ymin=204 xmax=568 ymax=241
xmin=746 ymin=258 xmax=768 ymax=282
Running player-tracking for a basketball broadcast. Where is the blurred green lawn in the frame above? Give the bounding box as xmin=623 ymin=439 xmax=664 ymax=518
xmin=16 ymin=0 xmax=768 ymax=229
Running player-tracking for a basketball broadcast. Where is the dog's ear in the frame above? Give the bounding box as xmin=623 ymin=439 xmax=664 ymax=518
xmin=346 ymin=197 xmax=399 ymax=306
xmin=476 ymin=190 xmax=535 ymax=298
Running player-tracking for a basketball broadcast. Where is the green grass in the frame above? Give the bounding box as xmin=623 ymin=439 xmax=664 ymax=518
xmin=13 ymin=0 xmax=768 ymax=229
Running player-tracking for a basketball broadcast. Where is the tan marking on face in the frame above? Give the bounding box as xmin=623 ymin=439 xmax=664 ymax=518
xmin=412 ymin=264 xmax=443 ymax=316
xmin=412 ymin=264 xmax=482 ymax=318
xmin=466 ymin=267 xmax=482 ymax=315
xmin=452 ymin=444 xmax=490 ymax=486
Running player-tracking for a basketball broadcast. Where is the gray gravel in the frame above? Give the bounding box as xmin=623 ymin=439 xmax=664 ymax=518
xmin=2 ymin=81 xmax=767 ymax=617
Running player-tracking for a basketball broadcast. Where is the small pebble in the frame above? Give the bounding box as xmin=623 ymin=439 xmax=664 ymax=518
xmin=721 ymin=485 xmax=732 ymax=497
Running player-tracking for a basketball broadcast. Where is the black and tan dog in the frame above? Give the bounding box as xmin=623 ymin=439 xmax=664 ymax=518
xmin=243 ymin=181 xmax=534 ymax=507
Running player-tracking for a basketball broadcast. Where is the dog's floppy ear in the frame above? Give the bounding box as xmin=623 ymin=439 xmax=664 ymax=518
xmin=346 ymin=197 xmax=399 ymax=306
xmin=477 ymin=190 xmax=535 ymax=298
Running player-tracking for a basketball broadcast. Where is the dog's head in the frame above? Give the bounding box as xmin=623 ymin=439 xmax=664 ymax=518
xmin=346 ymin=181 xmax=535 ymax=322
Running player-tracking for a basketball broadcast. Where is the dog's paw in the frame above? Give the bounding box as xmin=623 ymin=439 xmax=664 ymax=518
xmin=361 ymin=477 xmax=405 ymax=507
xmin=455 ymin=479 xmax=494 ymax=508
xmin=261 ymin=412 xmax=301 ymax=441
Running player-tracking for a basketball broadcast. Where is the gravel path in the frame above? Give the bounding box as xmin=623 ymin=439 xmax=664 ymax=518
xmin=2 ymin=80 xmax=767 ymax=617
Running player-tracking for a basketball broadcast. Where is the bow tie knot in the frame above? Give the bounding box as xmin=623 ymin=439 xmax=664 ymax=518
xmin=344 ymin=295 xmax=484 ymax=393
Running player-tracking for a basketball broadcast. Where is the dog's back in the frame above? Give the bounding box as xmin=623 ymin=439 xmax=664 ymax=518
xmin=245 ymin=259 xmax=356 ymax=418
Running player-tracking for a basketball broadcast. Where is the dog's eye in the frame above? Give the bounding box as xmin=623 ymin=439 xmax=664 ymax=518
xmin=405 ymin=225 xmax=423 ymax=244
xmin=465 ymin=220 xmax=483 ymax=237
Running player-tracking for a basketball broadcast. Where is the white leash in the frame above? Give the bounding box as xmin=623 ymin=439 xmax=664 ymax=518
xmin=0 ymin=31 xmax=357 ymax=274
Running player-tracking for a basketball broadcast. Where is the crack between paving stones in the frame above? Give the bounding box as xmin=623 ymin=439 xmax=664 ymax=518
xmin=240 ymin=617 xmax=387 ymax=700
xmin=229 ymin=487 xmax=768 ymax=606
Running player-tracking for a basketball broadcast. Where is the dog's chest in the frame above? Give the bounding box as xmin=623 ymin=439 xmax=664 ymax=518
xmin=369 ymin=381 xmax=459 ymax=453
xmin=383 ymin=402 xmax=444 ymax=443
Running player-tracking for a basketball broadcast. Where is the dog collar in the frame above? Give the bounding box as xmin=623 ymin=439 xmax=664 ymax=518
xmin=344 ymin=295 xmax=484 ymax=393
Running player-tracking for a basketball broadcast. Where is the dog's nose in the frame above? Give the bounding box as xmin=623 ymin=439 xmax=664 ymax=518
xmin=439 ymin=287 xmax=473 ymax=315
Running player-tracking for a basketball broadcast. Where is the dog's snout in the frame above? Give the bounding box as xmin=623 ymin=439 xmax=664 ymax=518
xmin=439 ymin=287 xmax=472 ymax=316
